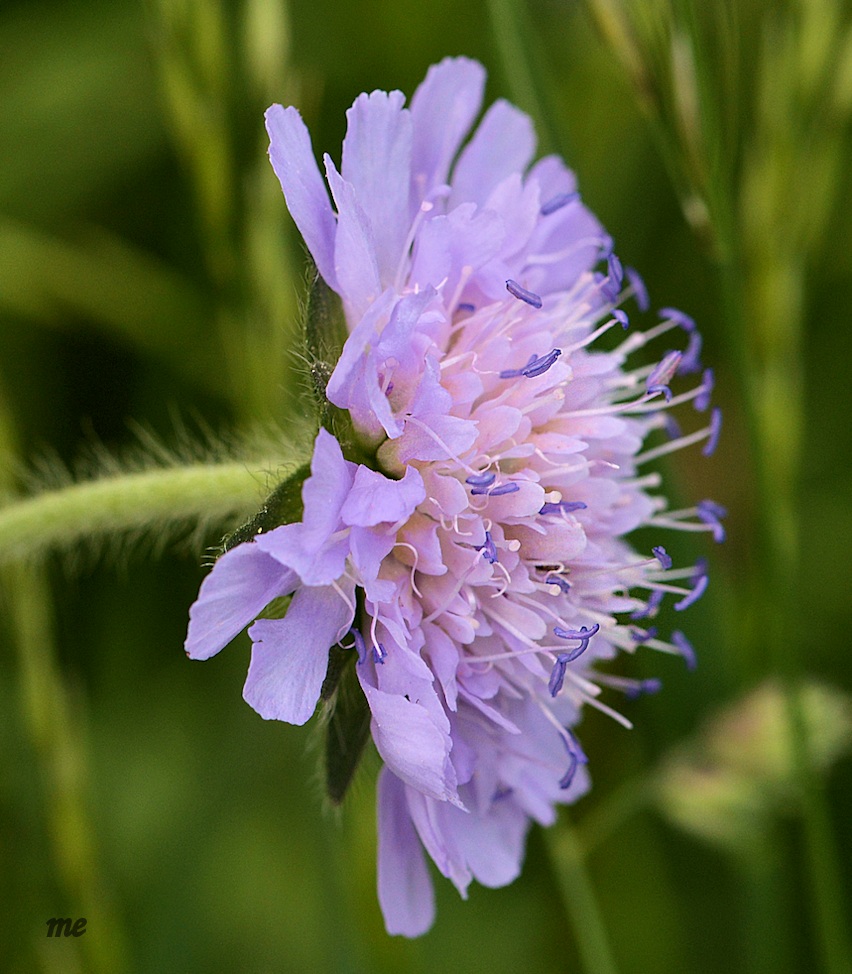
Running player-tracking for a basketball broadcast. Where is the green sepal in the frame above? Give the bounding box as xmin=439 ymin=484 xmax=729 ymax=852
xmin=221 ymin=461 xmax=310 ymax=553
xmin=304 ymin=265 xmax=347 ymax=411
xmin=322 ymin=648 xmax=372 ymax=806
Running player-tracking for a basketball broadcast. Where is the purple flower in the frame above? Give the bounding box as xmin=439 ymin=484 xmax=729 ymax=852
xmin=186 ymin=57 xmax=723 ymax=936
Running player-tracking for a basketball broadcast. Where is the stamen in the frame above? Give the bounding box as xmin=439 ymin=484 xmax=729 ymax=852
xmin=488 ymin=482 xmax=521 ymax=496
xmin=696 ymin=499 xmax=727 ymax=542
xmin=457 ymin=302 xmax=476 ymax=313
xmin=646 ymin=351 xmax=683 ymax=402
xmin=630 ymin=589 xmax=664 ymax=620
xmin=476 ymin=530 xmax=499 ymax=564
xmin=499 ymin=347 xmax=562 ymax=379
xmin=702 ymin=407 xmax=722 ymax=456
xmin=695 ymin=368 xmax=714 ymax=411
xmin=678 ymin=330 xmax=703 ymax=374
xmin=559 ymin=731 xmax=588 ymax=789
xmin=540 ymin=500 xmax=587 ymax=515
xmin=552 ymin=623 xmax=600 ymax=663
xmin=544 ymin=573 xmax=572 ymax=593
xmin=352 ymin=629 xmax=367 ymax=664
xmin=372 ymin=642 xmax=387 ymax=665
xmin=630 ymin=626 xmax=658 ymax=643
xmin=652 ymin=545 xmax=672 ymax=570
xmin=613 ymin=309 xmax=630 ymax=329
xmin=665 ymin=414 xmax=682 ymax=439
xmin=671 ymin=630 xmax=697 ymax=669
xmin=548 ymin=655 xmax=570 ymax=696
xmin=659 ymin=307 xmax=696 ymax=332
xmin=626 ymin=266 xmax=649 ymax=311
xmin=540 ymin=191 xmax=579 ymax=215
xmin=597 ymin=673 xmax=662 ymax=698
xmin=608 ymin=253 xmax=624 ymax=290
xmin=624 ymin=678 xmax=663 ymax=700
xmin=466 ymin=471 xmax=496 ymax=487
xmin=673 ymin=571 xmax=708 ymax=611
xmin=506 ymin=279 xmax=543 ymax=309
xmin=635 ymin=411 xmax=720 ymax=464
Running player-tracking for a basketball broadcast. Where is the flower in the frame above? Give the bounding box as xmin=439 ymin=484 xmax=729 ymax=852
xmin=185 ymin=57 xmax=724 ymax=936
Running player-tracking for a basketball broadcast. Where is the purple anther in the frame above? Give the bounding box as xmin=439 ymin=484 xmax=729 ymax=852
xmin=545 ymin=573 xmax=572 ymax=593
xmin=631 ymin=589 xmax=664 ymax=620
xmin=646 ymin=350 xmax=683 ymax=402
xmin=608 ymin=253 xmax=624 ymax=289
xmin=492 ymin=785 xmax=514 ymax=801
xmin=506 ymin=279 xmax=543 ymax=309
xmin=466 ymin=471 xmax=496 ymax=487
xmin=626 ymin=267 xmax=650 ymax=312
xmin=678 ymin=330 xmax=703 ymax=374
xmin=385 ymin=381 xmax=394 ymax=394
xmin=488 ymin=482 xmax=520 ymax=496
xmin=476 ymin=530 xmax=499 ymax=564
xmin=674 ymin=572 xmax=708 ymax=611
xmin=630 ymin=626 xmax=658 ymax=643
xmin=692 ymin=369 xmax=714 ymax=413
xmin=540 ymin=191 xmax=579 ymax=215
xmin=553 ymin=623 xmax=600 ymax=662
xmin=659 ymin=307 xmax=696 ymax=332
xmin=671 ymin=630 xmax=697 ymax=670
xmin=457 ymin=302 xmax=476 ymax=312
xmin=694 ymin=368 xmax=714 ymax=412
xmin=540 ymin=500 xmax=587 ymax=515
xmin=652 ymin=545 xmax=673 ymax=570
xmin=702 ymin=407 xmax=722 ymax=456
xmin=559 ymin=750 xmax=579 ymax=789
xmin=664 ymin=413 xmax=683 ymax=440
xmin=352 ymin=629 xmax=367 ymax=664
xmin=613 ymin=309 xmax=630 ymax=329
xmin=499 ymin=348 xmax=562 ymax=380
xmin=697 ymin=499 xmax=727 ymax=543
xmin=522 ymin=348 xmax=562 ymax=377
xmin=625 ymin=678 xmax=663 ymax=700
xmin=548 ymin=654 xmax=570 ymax=696
xmin=558 ymin=731 xmax=588 ymax=789
xmin=372 ymin=642 xmax=387 ymax=665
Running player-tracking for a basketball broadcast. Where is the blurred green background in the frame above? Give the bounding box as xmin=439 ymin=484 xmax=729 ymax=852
xmin=1 ymin=0 xmax=850 ymax=972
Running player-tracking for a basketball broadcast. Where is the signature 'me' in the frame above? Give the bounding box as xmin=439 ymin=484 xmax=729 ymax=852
xmin=45 ymin=918 xmax=87 ymax=937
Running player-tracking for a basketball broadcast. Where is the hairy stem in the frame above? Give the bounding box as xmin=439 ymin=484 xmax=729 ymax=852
xmin=0 ymin=461 xmax=276 ymax=565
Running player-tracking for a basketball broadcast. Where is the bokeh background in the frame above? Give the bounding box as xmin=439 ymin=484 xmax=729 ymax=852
xmin=1 ymin=0 xmax=850 ymax=972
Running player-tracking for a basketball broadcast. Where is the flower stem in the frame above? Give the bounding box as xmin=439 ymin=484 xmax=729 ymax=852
xmin=0 ymin=460 xmax=278 ymax=565
xmin=544 ymin=816 xmax=621 ymax=974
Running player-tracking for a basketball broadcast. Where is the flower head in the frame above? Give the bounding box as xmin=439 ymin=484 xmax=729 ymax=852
xmin=185 ymin=57 xmax=724 ymax=936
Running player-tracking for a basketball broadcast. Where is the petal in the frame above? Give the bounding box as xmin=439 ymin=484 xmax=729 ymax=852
xmin=360 ymin=680 xmax=458 ymax=804
xmin=340 ymin=464 xmax=426 ymax=527
xmin=254 ymin=428 xmax=355 ymax=584
xmin=449 ymin=100 xmax=536 ymax=209
xmin=325 ymin=288 xmax=400 ymax=440
xmin=410 ymin=56 xmax=486 ymax=193
xmin=185 ymin=543 xmax=297 ymax=661
xmin=342 ymin=89 xmax=413 ymax=287
xmin=324 ymin=153 xmax=382 ymax=320
xmin=243 ymin=579 xmax=355 ymax=725
xmin=265 ymin=105 xmax=338 ymax=290
xmin=449 ymin=798 xmax=528 ymax=889
xmin=377 ymin=768 xmax=436 ymax=937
